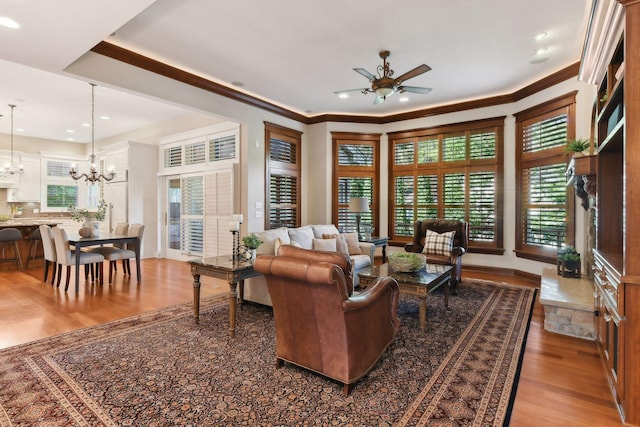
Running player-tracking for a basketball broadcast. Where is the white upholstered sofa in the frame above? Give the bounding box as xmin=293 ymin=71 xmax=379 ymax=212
xmin=243 ymin=224 xmax=375 ymax=306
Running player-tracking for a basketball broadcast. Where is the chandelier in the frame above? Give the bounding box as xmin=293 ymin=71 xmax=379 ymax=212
xmin=3 ymin=104 xmax=24 ymax=176
xmin=70 ymin=83 xmax=115 ymax=183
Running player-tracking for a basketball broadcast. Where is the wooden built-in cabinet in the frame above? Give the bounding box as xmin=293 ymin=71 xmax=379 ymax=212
xmin=583 ymin=0 xmax=640 ymax=424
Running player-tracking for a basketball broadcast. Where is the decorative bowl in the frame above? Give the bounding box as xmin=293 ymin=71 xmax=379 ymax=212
xmin=388 ymin=252 xmax=426 ymax=272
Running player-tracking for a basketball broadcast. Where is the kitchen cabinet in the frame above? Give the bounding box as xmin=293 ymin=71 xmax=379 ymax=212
xmin=7 ymin=154 xmax=41 ymax=202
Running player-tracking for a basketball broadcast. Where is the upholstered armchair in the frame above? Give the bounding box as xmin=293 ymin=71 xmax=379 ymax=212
xmin=405 ymin=219 xmax=469 ymax=294
xmin=254 ymin=249 xmax=400 ymax=395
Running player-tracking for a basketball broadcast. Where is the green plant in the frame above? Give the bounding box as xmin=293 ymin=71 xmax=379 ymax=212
xmin=557 ymin=246 xmax=581 ymax=262
xmin=68 ymin=199 xmax=107 ymax=222
xmin=242 ymin=233 xmax=263 ymax=250
xmin=565 ymin=138 xmax=590 ymax=154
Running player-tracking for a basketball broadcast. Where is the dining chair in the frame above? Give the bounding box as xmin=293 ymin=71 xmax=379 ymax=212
xmin=121 ymin=223 xmax=145 ymax=277
xmin=39 ymin=225 xmax=58 ymax=285
xmin=52 ymin=227 xmax=105 ymax=291
xmin=86 ymin=222 xmax=129 ymax=284
xmin=0 ymin=228 xmax=24 ymax=271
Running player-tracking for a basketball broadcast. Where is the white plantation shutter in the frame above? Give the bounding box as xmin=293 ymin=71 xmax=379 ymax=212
xmin=209 ymin=134 xmax=236 ymax=161
xmin=184 ymin=140 xmax=206 ymax=165
xmin=164 ymin=146 xmax=182 ymax=168
xmin=181 ymin=175 xmax=204 ymax=256
xmin=204 ymin=167 xmax=236 ymax=257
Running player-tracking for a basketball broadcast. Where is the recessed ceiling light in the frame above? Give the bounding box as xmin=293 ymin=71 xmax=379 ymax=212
xmin=99 ymin=115 xmax=110 ymax=120
xmin=0 ymin=17 xmax=20 ymax=29
xmin=232 ymin=81 xmax=244 ymax=87
xmin=530 ymin=57 xmax=549 ymax=64
xmin=16 ymin=128 xmax=24 ymax=132
xmin=67 ymin=137 xmax=75 ymax=141
xmin=399 ymin=96 xmax=409 ymax=103
xmin=536 ymin=47 xmax=548 ymax=55
xmin=82 ymin=123 xmax=90 ymax=127
xmin=66 ymin=129 xmax=75 ymax=133
xmin=338 ymin=93 xmax=349 ymax=99
xmin=534 ymin=32 xmax=548 ymax=41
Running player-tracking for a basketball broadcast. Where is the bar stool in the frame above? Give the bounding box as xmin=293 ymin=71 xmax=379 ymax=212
xmin=0 ymin=228 xmax=24 ymax=271
xmin=25 ymin=227 xmax=42 ymax=269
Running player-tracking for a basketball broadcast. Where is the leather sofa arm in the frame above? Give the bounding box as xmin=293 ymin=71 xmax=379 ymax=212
xmin=358 ymin=241 xmax=375 ymax=265
xmin=452 ymin=246 xmax=466 ymax=257
xmin=343 ymin=276 xmax=399 ymax=312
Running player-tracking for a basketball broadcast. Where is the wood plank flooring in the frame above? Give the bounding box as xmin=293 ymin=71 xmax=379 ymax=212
xmin=0 ymin=259 xmax=625 ymax=426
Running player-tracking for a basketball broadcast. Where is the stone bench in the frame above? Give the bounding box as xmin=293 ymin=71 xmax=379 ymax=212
xmin=539 ymin=267 xmax=595 ymax=340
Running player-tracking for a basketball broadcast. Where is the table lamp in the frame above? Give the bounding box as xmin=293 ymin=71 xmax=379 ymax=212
xmin=349 ymin=197 xmax=370 ymax=240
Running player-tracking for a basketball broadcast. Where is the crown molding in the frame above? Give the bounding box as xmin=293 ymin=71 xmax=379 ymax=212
xmin=91 ymin=41 xmax=580 ymax=126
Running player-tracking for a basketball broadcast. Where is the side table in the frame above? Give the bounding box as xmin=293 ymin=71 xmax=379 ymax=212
xmin=190 ymin=255 xmax=261 ymax=338
xmin=359 ymin=236 xmax=389 ymax=263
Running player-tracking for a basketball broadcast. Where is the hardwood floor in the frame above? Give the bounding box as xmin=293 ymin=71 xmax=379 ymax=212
xmin=0 ymin=259 xmax=625 ymax=426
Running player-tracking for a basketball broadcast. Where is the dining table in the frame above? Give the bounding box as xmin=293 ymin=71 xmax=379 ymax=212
xmin=67 ymin=232 xmax=142 ymax=293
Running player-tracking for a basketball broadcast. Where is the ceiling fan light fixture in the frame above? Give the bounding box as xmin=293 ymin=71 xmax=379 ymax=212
xmin=338 ymin=92 xmax=349 ymax=99
xmin=375 ymin=87 xmax=394 ymax=97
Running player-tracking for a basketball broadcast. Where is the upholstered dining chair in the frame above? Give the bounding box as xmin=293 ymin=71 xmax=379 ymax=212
xmin=254 ymin=249 xmax=400 ymax=395
xmin=39 ymin=225 xmax=58 ymax=285
xmin=87 ymin=223 xmax=143 ymax=283
xmin=0 ymin=227 xmax=24 ymax=271
xmin=52 ymin=227 xmax=105 ymax=291
xmin=86 ymin=222 xmax=128 ymax=283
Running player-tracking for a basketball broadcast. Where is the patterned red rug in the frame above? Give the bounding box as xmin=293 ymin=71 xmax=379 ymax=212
xmin=0 ymin=279 xmax=535 ymax=426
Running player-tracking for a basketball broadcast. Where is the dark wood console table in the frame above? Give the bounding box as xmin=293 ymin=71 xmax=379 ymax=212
xmin=189 ymin=256 xmax=261 ymax=338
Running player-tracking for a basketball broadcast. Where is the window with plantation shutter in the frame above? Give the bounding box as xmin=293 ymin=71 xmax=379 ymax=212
xmin=332 ymin=132 xmax=380 ymax=235
xmin=164 ymin=146 xmax=182 ymax=168
xmin=184 ymin=140 xmax=206 ymax=165
xmin=209 ymin=134 xmax=236 ymax=161
xmin=265 ymin=123 xmax=302 ymax=229
xmin=388 ymin=117 xmax=504 ymax=253
xmin=515 ymin=92 xmax=576 ymax=263
xmin=181 ymin=175 xmax=204 ymax=256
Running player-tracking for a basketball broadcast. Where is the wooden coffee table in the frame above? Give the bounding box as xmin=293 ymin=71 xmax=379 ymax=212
xmin=358 ymin=263 xmax=452 ymax=332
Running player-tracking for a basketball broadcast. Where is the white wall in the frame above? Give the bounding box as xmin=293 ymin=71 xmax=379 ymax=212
xmin=64 ymin=50 xmax=597 ymax=277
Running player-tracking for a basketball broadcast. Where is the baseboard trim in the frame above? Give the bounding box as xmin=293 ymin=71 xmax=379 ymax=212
xmin=463 ymin=264 xmax=540 ymax=284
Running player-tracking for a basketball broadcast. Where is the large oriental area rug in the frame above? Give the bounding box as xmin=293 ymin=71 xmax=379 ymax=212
xmin=0 ymin=279 xmax=535 ymax=426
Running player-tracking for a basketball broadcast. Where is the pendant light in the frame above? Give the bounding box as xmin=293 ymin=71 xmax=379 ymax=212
xmin=3 ymin=104 xmax=24 ymax=176
xmin=69 ymin=83 xmax=115 ymax=183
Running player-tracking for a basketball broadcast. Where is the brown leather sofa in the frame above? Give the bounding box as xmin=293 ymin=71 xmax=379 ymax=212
xmin=254 ymin=247 xmax=400 ymax=395
xmin=404 ymin=219 xmax=469 ymax=294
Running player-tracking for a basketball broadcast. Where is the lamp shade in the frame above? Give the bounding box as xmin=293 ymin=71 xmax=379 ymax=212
xmin=348 ymin=197 xmax=370 ymax=213
xmin=374 ymin=87 xmax=394 ymax=97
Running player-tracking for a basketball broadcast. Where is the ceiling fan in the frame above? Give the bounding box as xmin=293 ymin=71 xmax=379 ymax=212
xmin=336 ymin=50 xmax=432 ymax=104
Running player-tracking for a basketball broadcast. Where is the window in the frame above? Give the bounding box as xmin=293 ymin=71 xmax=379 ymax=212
xmin=265 ymin=122 xmax=302 ymax=229
xmin=388 ymin=117 xmax=504 ymax=253
xmin=332 ymin=132 xmax=380 ymax=234
xmin=42 ymin=158 xmax=96 ymax=211
xmin=181 ymin=174 xmax=204 ymax=256
xmin=515 ymin=92 xmax=576 ymax=263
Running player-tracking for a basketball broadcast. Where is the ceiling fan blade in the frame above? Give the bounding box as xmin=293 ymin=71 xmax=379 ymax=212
xmin=398 ymin=86 xmax=432 ymax=95
xmin=333 ymin=88 xmax=370 ymax=94
xmin=353 ymin=68 xmax=377 ymax=81
xmin=373 ymin=95 xmax=385 ymax=105
xmin=394 ymin=64 xmax=432 ymax=84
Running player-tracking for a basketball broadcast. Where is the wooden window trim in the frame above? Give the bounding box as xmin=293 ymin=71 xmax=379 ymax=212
xmin=514 ymin=92 xmax=576 ymax=263
xmin=388 ymin=117 xmax=505 ymax=254
xmin=265 ymin=122 xmax=303 ymax=229
xmin=331 ymin=132 xmax=381 ymax=234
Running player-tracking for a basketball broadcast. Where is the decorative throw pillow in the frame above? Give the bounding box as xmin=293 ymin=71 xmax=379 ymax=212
xmin=313 ymin=238 xmax=337 ymax=252
xmin=322 ymin=233 xmax=349 ymax=255
xmin=422 ymin=229 xmax=455 ymax=256
xmin=274 ymin=237 xmax=283 ymax=255
xmin=343 ymin=232 xmax=363 ymax=255
xmin=288 ymin=226 xmax=315 ymax=250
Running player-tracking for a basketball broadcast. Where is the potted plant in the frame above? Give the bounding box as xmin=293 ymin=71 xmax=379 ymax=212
xmin=557 ymin=246 xmax=581 ymax=278
xmin=68 ymin=200 xmax=107 ymax=237
xmin=565 ymin=138 xmax=591 ymax=156
xmin=242 ymin=233 xmax=263 ymax=260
